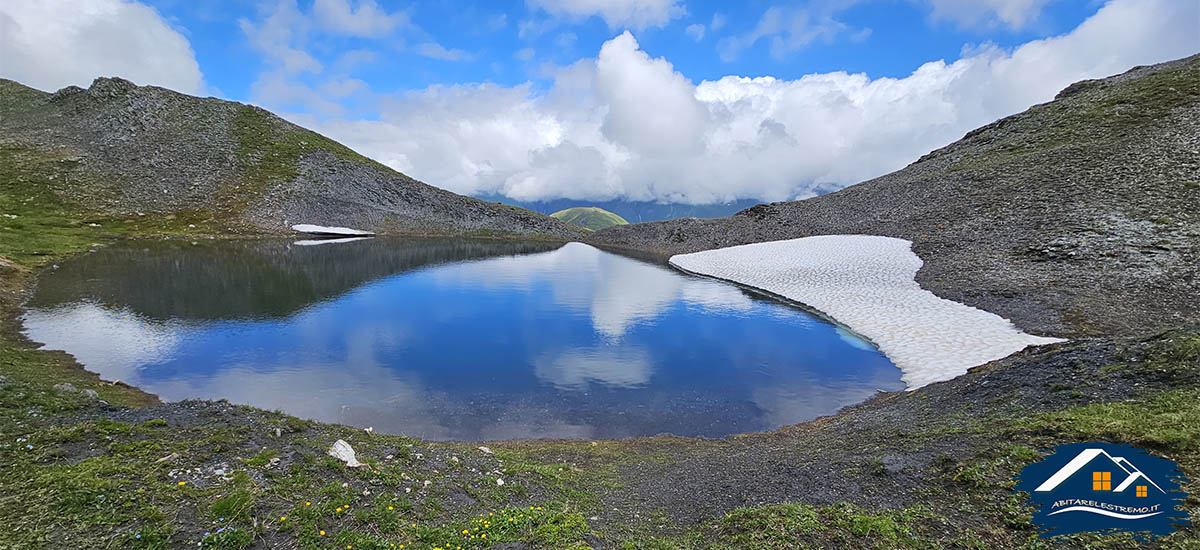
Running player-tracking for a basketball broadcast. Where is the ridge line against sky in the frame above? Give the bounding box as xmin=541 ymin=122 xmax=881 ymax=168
xmin=1 ymin=0 xmax=1197 ymax=205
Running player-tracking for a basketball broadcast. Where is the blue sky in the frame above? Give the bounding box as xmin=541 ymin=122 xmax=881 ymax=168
xmin=150 ymin=0 xmax=1099 ymax=115
xmin=1 ymin=1 xmax=1197 ymax=204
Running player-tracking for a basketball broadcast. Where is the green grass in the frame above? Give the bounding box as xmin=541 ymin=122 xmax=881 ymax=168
xmin=0 ymin=144 xmax=225 ymax=270
xmin=1021 ymin=390 xmax=1200 ymax=452
xmin=948 ymin=56 xmax=1199 ymax=171
xmin=223 ymin=105 xmax=395 ymax=211
xmin=550 ymin=207 xmax=629 ymax=231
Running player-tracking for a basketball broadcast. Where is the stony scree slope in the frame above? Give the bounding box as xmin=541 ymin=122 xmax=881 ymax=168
xmin=0 ymin=77 xmax=584 ymax=239
xmin=590 ymin=54 xmax=1200 ymax=339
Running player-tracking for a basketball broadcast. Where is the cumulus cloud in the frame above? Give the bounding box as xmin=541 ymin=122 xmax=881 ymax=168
xmin=528 ymin=0 xmax=685 ymax=29
xmin=685 ymin=23 xmax=705 ymax=41
xmin=0 ymin=0 xmax=203 ymax=94
xmin=302 ymin=0 xmax=1194 ymax=205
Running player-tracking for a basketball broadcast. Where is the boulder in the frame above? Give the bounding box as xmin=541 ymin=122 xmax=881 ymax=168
xmin=327 ymin=439 xmax=365 ymax=468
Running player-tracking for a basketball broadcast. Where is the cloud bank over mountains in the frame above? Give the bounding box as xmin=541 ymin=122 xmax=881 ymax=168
xmin=1 ymin=0 xmax=1196 ymax=205
xmin=308 ymin=0 xmax=1194 ymax=204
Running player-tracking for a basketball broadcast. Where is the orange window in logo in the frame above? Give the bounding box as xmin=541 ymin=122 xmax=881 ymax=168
xmin=1136 ymin=485 xmax=1148 ymax=497
xmin=1092 ymin=471 xmax=1111 ymax=491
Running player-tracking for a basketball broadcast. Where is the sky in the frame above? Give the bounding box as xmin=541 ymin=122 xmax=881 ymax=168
xmin=1 ymin=0 xmax=1197 ymax=205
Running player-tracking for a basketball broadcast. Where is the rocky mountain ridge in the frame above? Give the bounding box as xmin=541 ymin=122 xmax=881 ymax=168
xmin=0 ymin=77 xmax=583 ymax=239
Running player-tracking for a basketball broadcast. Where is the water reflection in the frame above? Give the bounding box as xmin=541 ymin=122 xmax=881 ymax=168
xmin=23 ymin=238 xmax=903 ymax=440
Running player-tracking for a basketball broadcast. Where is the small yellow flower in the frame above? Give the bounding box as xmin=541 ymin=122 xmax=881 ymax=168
xmin=177 ymin=481 xmax=186 ymax=486
xmin=305 ymin=501 xmax=311 ymax=506
xmin=462 ymin=529 xmax=468 ymax=534
xmin=388 ymin=506 xmax=394 ymax=511
xmin=481 ymin=534 xmax=486 ymax=539
xmin=319 ymin=530 xmax=325 ymax=536
xmin=280 ymin=516 xmax=286 ymax=521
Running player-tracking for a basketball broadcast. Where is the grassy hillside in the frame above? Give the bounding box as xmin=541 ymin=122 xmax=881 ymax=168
xmin=0 ymin=77 xmax=583 ymax=240
xmin=550 ymin=206 xmax=629 ymax=231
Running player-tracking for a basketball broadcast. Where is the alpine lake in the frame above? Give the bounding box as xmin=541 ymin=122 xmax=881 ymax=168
xmin=23 ymin=237 xmax=903 ymax=440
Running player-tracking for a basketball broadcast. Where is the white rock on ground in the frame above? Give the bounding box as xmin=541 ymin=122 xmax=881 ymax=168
xmin=327 ymin=439 xmax=365 ymax=468
xmin=670 ymin=235 xmax=1065 ymax=389
xmin=290 ymin=224 xmax=375 ymax=236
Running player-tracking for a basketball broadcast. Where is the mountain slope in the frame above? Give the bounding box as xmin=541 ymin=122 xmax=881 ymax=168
xmin=0 ymin=77 xmax=584 ymax=239
xmin=550 ymin=206 xmax=629 ymax=230
xmin=591 ymin=55 xmax=1200 ymax=339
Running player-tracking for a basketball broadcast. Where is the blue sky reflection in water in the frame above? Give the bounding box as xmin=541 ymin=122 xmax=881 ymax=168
xmin=23 ymin=238 xmax=902 ymax=440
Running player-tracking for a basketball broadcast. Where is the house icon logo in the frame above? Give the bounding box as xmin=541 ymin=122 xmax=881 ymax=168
xmin=1015 ymin=442 xmax=1190 ymax=539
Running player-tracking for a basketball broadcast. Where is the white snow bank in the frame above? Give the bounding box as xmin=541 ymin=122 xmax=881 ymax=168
xmin=291 ymin=224 xmax=375 ymax=236
xmin=670 ymin=235 xmax=1064 ymax=389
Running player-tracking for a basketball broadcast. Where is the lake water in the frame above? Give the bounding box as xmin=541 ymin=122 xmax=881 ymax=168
xmin=23 ymin=238 xmax=903 ymax=440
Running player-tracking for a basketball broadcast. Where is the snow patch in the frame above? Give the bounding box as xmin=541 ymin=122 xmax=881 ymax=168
xmin=670 ymin=235 xmax=1064 ymax=389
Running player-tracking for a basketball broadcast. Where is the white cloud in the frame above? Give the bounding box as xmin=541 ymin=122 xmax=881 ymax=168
xmin=528 ymin=0 xmax=685 ymax=29
xmin=534 ymin=347 xmax=653 ymax=389
xmin=311 ymin=0 xmax=408 ymax=37
xmin=710 ymin=12 xmax=726 ymax=31
xmin=23 ymin=304 xmax=183 ymax=384
xmin=417 ymin=42 xmax=475 ymax=62
xmin=515 ymin=47 xmax=536 ymax=61
xmin=305 ymin=0 xmax=1195 ymax=205
xmin=685 ymin=23 xmax=705 ymax=41
xmin=596 ymin=32 xmax=709 ymax=156
xmin=924 ymin=0 xmax=1052 ymax=29
xmin=717 ymin=5 xmax=858 ymax=62
xmin=0 ymin=0 xmax=203 ymax=94
xmin=239 ymin=1 xmax=320 ymax=74
xmin=428 ymin=242 xmax=755 ymax=337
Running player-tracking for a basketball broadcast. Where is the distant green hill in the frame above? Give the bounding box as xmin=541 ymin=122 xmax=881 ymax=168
xmin=550 ymin=207 xmax=630 ymax=231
